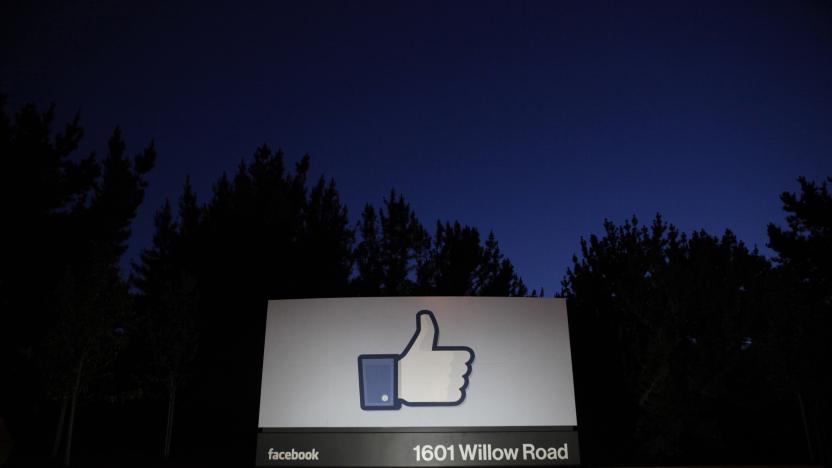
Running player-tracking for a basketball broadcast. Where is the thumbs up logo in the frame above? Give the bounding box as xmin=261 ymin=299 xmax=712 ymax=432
xmin=358 ymin=310 xmax=475 ymax=410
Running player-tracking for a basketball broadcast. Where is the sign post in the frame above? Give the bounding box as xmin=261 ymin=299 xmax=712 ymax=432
xmin=256 ymin=297 xmax=579 ymax=466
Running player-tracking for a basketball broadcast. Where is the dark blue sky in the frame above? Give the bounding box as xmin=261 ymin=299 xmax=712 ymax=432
xmin=4 ymin=1 xmax=831 ymax=292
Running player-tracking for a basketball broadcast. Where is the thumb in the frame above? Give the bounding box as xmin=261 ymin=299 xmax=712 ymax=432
xmin=409 ymin=310 xmax=438 ymax=352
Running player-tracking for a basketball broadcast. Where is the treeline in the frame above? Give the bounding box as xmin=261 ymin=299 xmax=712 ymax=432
xmin=128 ymin=147 xmax=529 ymax=465
xmin=0 ymin=101 xmax=829 ymax=467
xmin=0 ymin=101 xmax=527 ymax=467
xmin=562 ymin=204 xmax=830 ymax=465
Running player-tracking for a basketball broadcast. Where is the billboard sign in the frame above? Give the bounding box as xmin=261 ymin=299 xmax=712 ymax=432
xmin=256 ymin=297 xmax=578 ymax=466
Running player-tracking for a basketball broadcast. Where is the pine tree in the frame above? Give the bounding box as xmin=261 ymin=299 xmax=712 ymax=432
xmin=766 ymin=176 xmax=832 ymax=464
xmin=354 ymin=190 xmax=429 ymax=295
xmin=301 ymin=176 xmax=353 ymax=297
xmin=475 ymin=231 xmax=527 ymax=296
xmin=433 ymin=221 xmax=482 ymax=295
xmin=181 ymin=147 xmax=355 ymax=462
xmin=354 ymin=204 xmax=384 ymax=295
xmin=38 ymin=123 xmax=155 ymax=466
xmin=132 ymin=193 xmax=200 ymax=460
xmin=562 ymin=215 xmax=775 ymax=463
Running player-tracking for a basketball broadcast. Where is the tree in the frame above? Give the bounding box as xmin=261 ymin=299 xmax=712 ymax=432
xmin=0 ymin=100 xmax=88 ymax=462
xmin=0 ymin=99 xmax=155 ymax=466
xmin=170 ymin=147 xmax=357 ymax=464
xmin=476 ymin=231 xmax=527 ymax=296
xmin=768 ymin=176 xmax=832 ymax=288
xmin=131 ymin=195 xmax=200 ymax=460
xmin=421 ymin=221 xmax=482 ymax=295
xmin=766 ymin=176 xmax=832 ymax=464
xmin=0 ymin=100 xmax=97 ymax=355
xmin=562 ymin=215 xmax=776 ymax=464
xmin=354 ymin=204 xmax=384 ymax=295
xmin=44 ymin=255 xmax=133 ymax=466
xmin=299 ymin=176 xmax=353 ymax=297
xmin=48 ymin=128 xmax=154 ymax=466
xmin=353 ymin=190 xmax=429 ymax=295
xmin=416 ymin=223 xmax=528 ymax=296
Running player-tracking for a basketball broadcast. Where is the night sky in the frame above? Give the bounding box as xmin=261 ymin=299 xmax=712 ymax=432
xmin=4 ymin=1 xmax=831 ymax=292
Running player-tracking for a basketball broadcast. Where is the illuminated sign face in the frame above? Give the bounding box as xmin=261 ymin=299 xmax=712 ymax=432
xmin=256 ymin=297 xmax=579 ymax=466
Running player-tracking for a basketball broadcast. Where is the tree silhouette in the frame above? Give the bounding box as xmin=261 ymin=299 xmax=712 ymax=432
xmin=0 ymin=96 xmax=528 ymax=467
xmin=0 ymin=101 xmax=97 ymax=357
xmin=44 ymin=254 xmax=133 ymax=466
xmin=298 ymin=176 xmax=354 ymax=297
xmin=0 ymin=98 xmax=155 ymax=466
xmin=0 ymin=99 xmax=156 ymax=466
xmin=354 ymin=203 xmax=385 ymax=295
xmin=353 ymin=193 xmax=526 ymax=298
xmin=131 ymin=194 xmax=200 ymax=460
xmin=416 ymin=223 xmax=528 ymax=296
xmin=766 ymin=176 xmax=832 ymax=464
xmin=419 ymin=221 xmax=482 ymax=295
xmin=155 ymin=147 xmax=358 ymax=464
xmin=353 ymin=190 xmax=430 ymax=295
xmin=8 ymin=95 xmax=827 ymax=468
xmin=476 ymin=231 xmax=528 ymax=296
xmin=562 ymin=215 xmax=778 ymax=464
xmin=47 ymin=128 xmax=154 ymax=466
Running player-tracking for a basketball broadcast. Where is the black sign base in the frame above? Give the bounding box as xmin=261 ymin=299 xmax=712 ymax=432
xmin=256 ymin=428 xmax=579 ymax=467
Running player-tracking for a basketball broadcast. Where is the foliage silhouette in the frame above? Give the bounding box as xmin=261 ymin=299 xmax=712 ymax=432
xmin=2 ymin=97 xmax=830 ymax=467
xmin=353 ymin=190 xmax=430 ymax=295
xmin=131 ymin=195 xmax=200 ymax=460
xmin=0 ymin=99 xmax=155 ymax=466
xmin=766 ymin=176 xmax=832 ymax=464
xmin=416 ymin=222 xmax=527 ymax=296
xmin=562 ymin=215 xmax=791 ymax=464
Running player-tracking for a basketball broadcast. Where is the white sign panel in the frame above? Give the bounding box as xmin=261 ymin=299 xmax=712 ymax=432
xmin=258 ymin=297 xmax=577 ymax=429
